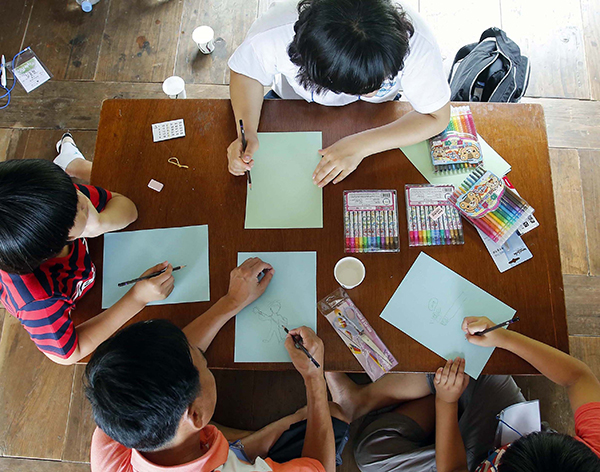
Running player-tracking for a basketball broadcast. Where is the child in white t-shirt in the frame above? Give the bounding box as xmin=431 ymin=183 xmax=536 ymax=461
xmin=227 ymin=0 xmax=451 ymax=187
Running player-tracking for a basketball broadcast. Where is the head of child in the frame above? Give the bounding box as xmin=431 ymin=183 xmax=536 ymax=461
xmin=287 ymin=0 xmax=414 ymax=96
xmin=84 ymin=320 xmax=216 ymax=452
xmin=0 ymin=159 xmax=93 ymax=274
xmin=499 ymin=431 xmax=600 ymax=472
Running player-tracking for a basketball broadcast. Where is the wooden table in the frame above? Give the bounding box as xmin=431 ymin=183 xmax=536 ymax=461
xmin=80 ymin=99 xmax=568 ymax=374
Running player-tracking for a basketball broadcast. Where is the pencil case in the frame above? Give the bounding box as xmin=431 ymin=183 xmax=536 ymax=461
xmin=318 ymin=287 xmax=397 ymax=381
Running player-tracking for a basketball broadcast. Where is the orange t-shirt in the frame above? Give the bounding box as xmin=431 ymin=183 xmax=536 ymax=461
xmin=574 ymin=402 xmax=600 ymax=457
xmin=91 ymin=425 xmax=325 ymax=472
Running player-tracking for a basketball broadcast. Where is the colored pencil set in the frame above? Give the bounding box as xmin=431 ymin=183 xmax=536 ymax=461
xmin=343 ymin=190 xmax=400 ymax=253
xmin=449 ymin=166 xmax=534 ymax=246
xmin=429 ymin=106 xmax=482 ymax=174
xmin=405 ymin=184 xmax=464 ymax=246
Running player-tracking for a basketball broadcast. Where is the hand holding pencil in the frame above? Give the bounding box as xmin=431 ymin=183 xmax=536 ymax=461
xmin=129 ymin=261 xmax=175 ymax=305
xmin=462 ymin=316 xmax=519 ymax=348
xmin=284 ymin=326 xmax=324 ymax=378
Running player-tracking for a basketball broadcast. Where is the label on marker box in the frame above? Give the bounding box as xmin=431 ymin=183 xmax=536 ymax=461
xmin=428 ymin=206 xmax=445 ymax=221
xmin=407 ymin=185 xmax=454 ymax=206
xmin=346 ymin=191 xmax=395 ymax=211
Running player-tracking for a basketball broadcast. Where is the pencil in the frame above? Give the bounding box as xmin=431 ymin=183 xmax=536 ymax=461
xmin=118 ymin=265 xmax=186 ymax=287
xmin=282 ymin=325 xmax=321 ymax=368
xmin=474 ymin=316 xmax=520 ymax=336
xmin=239 ymin=119 xmax=252 ymax=190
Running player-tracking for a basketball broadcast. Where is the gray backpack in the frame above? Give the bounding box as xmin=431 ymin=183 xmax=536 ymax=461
xmin=448 ymin=27 xmax=530 ymax=103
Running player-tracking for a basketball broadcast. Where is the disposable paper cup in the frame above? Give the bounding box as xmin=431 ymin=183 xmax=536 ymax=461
xmin=192 ymin=26 xmax=216 ymax=54
xmin=162 ymin=76 xmax=186 ymax=99
xmin=334 ymin=257 xmax=366 ymax=290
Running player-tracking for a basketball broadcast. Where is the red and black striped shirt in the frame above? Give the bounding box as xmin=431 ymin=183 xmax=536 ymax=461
xmin=0 ymin=184 xmax=112 ymax=359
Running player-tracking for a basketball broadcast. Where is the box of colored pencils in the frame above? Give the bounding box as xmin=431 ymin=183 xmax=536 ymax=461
xmin=405 ymin=184 xmax=464 ymax=246
xmin=449 ymin=167 xmax=534 ymax=246
xmin=429 ymin=106 xmax=482 ymax=174
xmin=343 ymin=190 xmax=400 ymax=253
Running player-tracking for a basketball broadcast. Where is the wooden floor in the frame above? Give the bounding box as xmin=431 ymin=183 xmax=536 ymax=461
xmin=1 ymin=0 xmax=599 ymax=470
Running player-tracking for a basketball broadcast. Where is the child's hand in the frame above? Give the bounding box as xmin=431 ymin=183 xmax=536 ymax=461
xmin=130 ymin=262 xmax=174 ymax=305
xmin=434 ymin=358 xmax=469 ymax=404
xmin=462 ymin=316 xmax=508 ymax=347
xmin=312 ymin=134 xmax=366 ymax=187
xmin=285 ymin=326 xmax=324 ymax=380
xmin=226 ymin=258 xmax=274 ymax=309
xmin=227 ymin=134 xmax=259 ymax=176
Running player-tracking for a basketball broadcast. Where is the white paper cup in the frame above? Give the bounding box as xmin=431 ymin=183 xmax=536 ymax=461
xmin=334 ymin=257 xmax=366 ymax=290
xmin=162 ymin=76 xmax=186 ymax=99
xmin=192 ymin=26 xmax=215 ymax=54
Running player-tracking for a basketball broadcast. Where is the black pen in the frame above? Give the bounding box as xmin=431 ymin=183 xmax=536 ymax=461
xmin=118 ymin=265 xmax=186 ymax=287
xmin=239 ymin=119 xmax=252 ymax=190
xmin=282 ymin=325 xmax=320 ymax=368
xmin=474 ymin=316 xmax=520 ymax=336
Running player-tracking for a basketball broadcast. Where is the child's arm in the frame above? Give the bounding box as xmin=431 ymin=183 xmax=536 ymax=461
xmin=464 ymin=317 xmax=600 ymax=411
xmin=83 ymin=192 xmax=138 ymax=238
xmin=312 ymin=102 xmax=451 ymax=187
xmin=434 ymin=358 xmax=470 ymax=472
xmin=45 ymin=262 xmax=174 ymax=365
xmin=183 ymin=257 xmax=274 ymax=351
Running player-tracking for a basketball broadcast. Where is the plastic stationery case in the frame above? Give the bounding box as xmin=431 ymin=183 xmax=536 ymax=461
xmin=343 ymin=190 xmax=400 ymax=253
xmin=429 ymin=106 xmax=482 ymax=174
xmin=405 ymin=184 xmax=464 ymax=246
xmin=449 ymin=167 xmax=534 ymax=246
xmin=318 ymin=288 xmax=397 ymax=381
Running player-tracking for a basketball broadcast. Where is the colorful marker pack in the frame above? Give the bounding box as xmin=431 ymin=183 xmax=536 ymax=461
xmin=405 ymin=184 xmax=464 ymax=246
xmin=318 ymin=287 xmax=398 ymax=381
xmin=429 ymin=106 xmax=482 ymax=174
xmin=343 ymin=190 xmax=400 ymax=253
xmin=449 ymin=167 xmax=534 ymax=246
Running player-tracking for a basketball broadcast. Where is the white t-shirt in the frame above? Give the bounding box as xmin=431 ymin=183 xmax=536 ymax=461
xmin=228 ymin=0 xmax=450 ymax=114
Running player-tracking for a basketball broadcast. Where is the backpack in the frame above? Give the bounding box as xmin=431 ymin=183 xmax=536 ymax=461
xmin=448 ymin=27 xmax=530 ymax=103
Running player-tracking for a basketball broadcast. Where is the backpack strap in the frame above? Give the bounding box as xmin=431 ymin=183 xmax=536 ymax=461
xmin=448 ymin=42 xmax=478 ymax=82
xmin=479 ymin=27 xmax=523 ymax=65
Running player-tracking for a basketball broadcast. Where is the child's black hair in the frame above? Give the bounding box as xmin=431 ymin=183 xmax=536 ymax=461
xmin=85 ymin=320 xmax=201 ymax=452
xmin=287 ymin=0 xmax=414 ymax=96
xmin=499 ymin=431 xmax=600 ymax=472
xmin=0 ymin=159 xmax=78 ymax=274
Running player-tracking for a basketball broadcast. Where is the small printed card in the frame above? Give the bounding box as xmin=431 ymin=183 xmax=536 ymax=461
xmin=13 ymin=57 xmax=51 ymax=93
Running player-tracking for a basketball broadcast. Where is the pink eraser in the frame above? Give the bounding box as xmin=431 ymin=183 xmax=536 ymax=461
xmin=148 ymin=179 xmax=164 ymax=192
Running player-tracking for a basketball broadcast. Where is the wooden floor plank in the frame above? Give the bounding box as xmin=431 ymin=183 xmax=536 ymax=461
xmin=175 ymin=0 xmax=259 ymax=85
xmin=0 ymin=0 xmax=34 ymax=58
xmin=0 ymin=309 xmax=5 ymax=345
xmin=420 ymin=0 xmax=501 ymax=76
xmin=564 ymin=275 xmax=600 ymax=336
xmin=0 ymin=316 xmax=75 ymax=459
xmin=581 ymin=0 xmax=600 ymax=99
xmin=501 ymin=0 xmax=590 ymax=99
xmin=570 ymin=335 xmax=600 ymax=378
xmin=522 ymin=98 xmax=600 ymax=149
xmin=579 ymin=150 xmax=600 ymax=276
xmin=0 ymin=82 xmax=229 ymax=130
xmin=0 ymin=129 xmax=13 ymax=162
xmin=5 ymin=129 xmax=97 ymax=163
xmin=22 ymin=0 xmax=110 ymax=81
xmin=548 ymin=149 xmax=588 ymax=275
xmin=95 ymin=0 xmax=184 ymax=82
xmin=62 ymin=365 xmax=95 ymax=462
xmin=0 ymin=458 xmax=90 ymax=472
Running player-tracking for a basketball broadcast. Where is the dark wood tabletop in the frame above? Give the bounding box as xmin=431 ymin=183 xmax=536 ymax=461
xmin=80 ymin=99 xmax=567 ymax=374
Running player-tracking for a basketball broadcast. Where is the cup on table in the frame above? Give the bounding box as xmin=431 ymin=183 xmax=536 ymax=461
xmin=334 ymin=257 xmax=366 ymax=290
xmin=162 ymin=76 xmax=187 ymax=99
xmin=192 ymin=26 xmax=216 ymax=54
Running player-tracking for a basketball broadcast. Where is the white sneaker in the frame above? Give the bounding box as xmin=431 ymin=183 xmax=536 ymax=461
xmin=54 ymin=132 xmax=86 ymax=171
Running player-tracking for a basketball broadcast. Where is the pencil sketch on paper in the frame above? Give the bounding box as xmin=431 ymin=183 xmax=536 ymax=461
xmin=253 ymin=300 xmax=289 ymax=344
xmin=428 ymin=292 xmax=468 ymax=326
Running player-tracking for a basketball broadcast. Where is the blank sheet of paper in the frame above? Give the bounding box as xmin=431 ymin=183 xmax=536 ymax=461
xmin=102 ymin=225 xmax=210 ymax=308
xmin=379 ymin=252 xmax=516 ymax=379
xmin=235 ymin=251 xmax=317 ymax=363
xmin=245 ymin=132 xmax=323 ymax=229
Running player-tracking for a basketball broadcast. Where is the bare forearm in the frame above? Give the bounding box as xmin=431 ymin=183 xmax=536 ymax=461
xmin=183 ymin=295 xmax=240 ymax=351
xmin=230 ymin=71 xmax=265 ymax=135
xmin=48 ymin=292 xmax=145 ymax=365
xmin=435 ymin=400 xmax=468 ymax=472
xmin=302 ymin=376 xmax=336 ymax=472
xmin=93 ymin=194 xmax=138 ymax=236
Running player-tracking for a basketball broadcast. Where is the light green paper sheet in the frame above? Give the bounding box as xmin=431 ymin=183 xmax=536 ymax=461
xmin=245 ymin=132 xmax=323 ymax=229
xmin=400 ymin=134 xmax=511 ymax=187
xmin=102 ymin=225 xmax=210 ymax=308
xmin=235 ymin=251 xmax=317 ymax=363
xmin=380 ymin=253 xmax=516 ymax=379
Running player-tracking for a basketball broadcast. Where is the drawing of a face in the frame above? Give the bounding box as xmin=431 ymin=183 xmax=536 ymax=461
xmin=459 ymin=144 xmax=480 ymax=161
xmin=459 ymin=191 xmax=480 ymax=213
xmin=432 ymin=147 xmax=445 ymax=160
